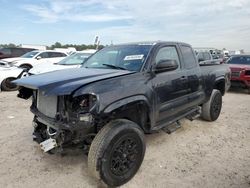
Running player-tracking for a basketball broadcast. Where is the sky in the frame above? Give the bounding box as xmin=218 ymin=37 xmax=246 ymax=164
xmin=0 ymin=0 xmax=250 ymax=51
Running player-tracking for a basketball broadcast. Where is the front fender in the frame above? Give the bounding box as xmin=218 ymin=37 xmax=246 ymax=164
xmin=103 ymin=95 xmax=150 ymax=113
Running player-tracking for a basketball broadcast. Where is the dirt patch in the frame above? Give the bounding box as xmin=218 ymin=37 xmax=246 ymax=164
xmin=0 ymin=90 xmax=249 ymax=188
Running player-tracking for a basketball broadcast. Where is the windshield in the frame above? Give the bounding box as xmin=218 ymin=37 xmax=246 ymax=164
xmin=227 ymin=56 xmax=250 ymax=65
xmin=58 ymin=52 xmax=92 ymax=65
xmin=21 ymin=51 xmax=39 ymax=58
xmin=82 ymin=45 xmax=152 ymax=71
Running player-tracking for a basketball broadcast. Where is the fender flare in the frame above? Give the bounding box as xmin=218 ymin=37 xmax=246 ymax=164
xmin=215 ymin=76 xmax=225 ymax=83
xmin=103 ymin=95 xmax=151 ymax=114
xmin=19 ymin=63 xmax=33 ymax=69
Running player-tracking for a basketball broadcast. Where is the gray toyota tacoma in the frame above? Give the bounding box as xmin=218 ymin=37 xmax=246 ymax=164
xmin=14 ymin=41 xmax=231 ymax=187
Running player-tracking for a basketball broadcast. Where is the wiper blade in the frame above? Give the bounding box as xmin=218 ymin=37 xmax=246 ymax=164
xmin=102 ymin=64 xmax=127 ymax=70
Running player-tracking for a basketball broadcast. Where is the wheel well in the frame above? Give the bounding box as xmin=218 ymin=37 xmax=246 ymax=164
xmin=108 ymin=101 xmax=151 ymax=133
xmin=19 ymin=64 xmax=32 ymax=69
xmin=214 ymin=79 xmax=225 ymax=95
xmin=1 ymin=77 xmax=19 ymax=91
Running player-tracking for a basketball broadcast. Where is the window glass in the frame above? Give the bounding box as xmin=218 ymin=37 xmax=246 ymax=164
xmin=197 ymin=52 xmax=204 ymax=61
xmin=83 ymin=45 xmax=152 ymax=71
xmin=21 ymin=51 xmax=39 ymax=58
xmin=48 ymin=52 xmax=67 ymax=58
xmin=39 ymin=52 xmax=49 ymax=58
xmin=180 ymin=45 xmax=197 ymax=69
xmin=203 ymin=52 xmax=211 ymax=60
xmin=155 ymin=46 xmax=180 ymax=67
xmin=58 ymin=53 xmax=92 ymax=65
xmin=227 ymin=56 xmax=250 ymax=65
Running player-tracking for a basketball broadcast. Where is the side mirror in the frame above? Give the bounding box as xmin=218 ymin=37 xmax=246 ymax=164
xmin=36 ymin=56 xmax=42 ymax=60
xmin=154 ymin=59 xmax=178 ymax=73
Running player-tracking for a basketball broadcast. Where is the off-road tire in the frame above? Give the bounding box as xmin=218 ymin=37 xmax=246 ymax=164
xmin=201 ymin=89 xmax=222 ymax=121
xmin=1 ymin=77 xmax=19 ymax=91
xmin=88 ymin=119 xmax=145 ymax=187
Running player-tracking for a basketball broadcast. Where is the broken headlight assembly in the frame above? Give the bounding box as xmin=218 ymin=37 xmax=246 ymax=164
xmin=69 ymin=94 xmax=98 ymax=123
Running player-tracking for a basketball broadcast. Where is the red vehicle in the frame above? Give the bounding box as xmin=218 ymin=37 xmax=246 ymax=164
xmin=227 ymin=55 xmax=250 ymax=93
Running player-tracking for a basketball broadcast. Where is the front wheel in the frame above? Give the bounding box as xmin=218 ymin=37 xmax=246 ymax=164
xmin=88 ymin=119 xmax=145 ymax=187
xmin=201 ymin=89 xmax=222 ymax=121
xmin=1 ymin=77 xmax=19 ymax=91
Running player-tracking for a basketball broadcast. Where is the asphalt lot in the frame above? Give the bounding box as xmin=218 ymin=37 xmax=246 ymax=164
xmin=0 ymin=89 xmax=249 ymax=188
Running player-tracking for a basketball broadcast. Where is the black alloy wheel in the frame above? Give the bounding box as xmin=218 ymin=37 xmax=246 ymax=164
xmin=88 ymin=119 xmax=145 ymax=187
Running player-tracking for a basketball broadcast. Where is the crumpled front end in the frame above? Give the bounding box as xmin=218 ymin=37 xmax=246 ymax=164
xmin=30 ymin=90 xmax=98 ymax=153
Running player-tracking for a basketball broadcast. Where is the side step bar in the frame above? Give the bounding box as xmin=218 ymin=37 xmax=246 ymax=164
xmin=162 ymin=120 xmax=181 ymax=134
xmin=152 ymin=107 xmax=201 ymax=133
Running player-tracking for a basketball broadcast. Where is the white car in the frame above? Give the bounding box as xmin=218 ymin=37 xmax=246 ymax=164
xmin=28 ymin=50 xmax=96 ymax=75
xmin=2 ymin=50 xmax=68 ymax=70
xmin=0 ymin=61 xmax=27 ymax=91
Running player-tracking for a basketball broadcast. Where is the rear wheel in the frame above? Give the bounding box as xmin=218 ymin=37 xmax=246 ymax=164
xmin=201 ymin=89 xmax=222 ymax=121
xmin=88 ymin=119 xmax=145 ymax=187
xmin=1 ymin=77 xmax=19 ymax=91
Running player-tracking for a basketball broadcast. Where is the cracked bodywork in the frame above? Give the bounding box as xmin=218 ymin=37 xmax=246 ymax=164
xmin=13 ymin=41 xmax=231 ymax=153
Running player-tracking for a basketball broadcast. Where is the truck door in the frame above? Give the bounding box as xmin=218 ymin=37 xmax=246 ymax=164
xmin=179 ymin=45 xmax=205 ymax=108
xmin=151 ymin=45 xmax=189 ymax=125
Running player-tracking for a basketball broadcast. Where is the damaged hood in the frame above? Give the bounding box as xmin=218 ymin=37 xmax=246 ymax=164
xmin=14 ymin=68 xmax=133 ymax=95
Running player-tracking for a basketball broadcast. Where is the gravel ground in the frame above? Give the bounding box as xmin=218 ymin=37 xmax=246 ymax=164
xmin=0 ymin=89 xmax=249 ymax=188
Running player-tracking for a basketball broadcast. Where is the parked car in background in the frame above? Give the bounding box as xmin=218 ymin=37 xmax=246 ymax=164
xmin=0 ymin=61 xmax=27 ymax=91
xmin=28 ymin=49 xmax=96 ymax=75
xmin=2 ymin=50 xmax=68 ymax=70
xmin=227 ymin=55 xmax=250 ymax=93
xmin=195 ymin=50 xmax=220 ymax=64
xmin=0 ymin=47 xmax=36 ymax=59
xmin=210 ymin=49 xmax=227 ymax=62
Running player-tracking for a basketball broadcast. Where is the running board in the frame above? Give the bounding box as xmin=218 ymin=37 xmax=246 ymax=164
xmin=186 ymin=106 xmax=201 ymax=121
xmin=152 ymin=107 xmax=200 ymax=132
xmin=162 ymin=120 xmax=181 ymax=134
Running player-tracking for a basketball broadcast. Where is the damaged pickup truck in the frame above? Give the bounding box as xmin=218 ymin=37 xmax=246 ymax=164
xmin=14 ymin=41 xmax=231 ymax=187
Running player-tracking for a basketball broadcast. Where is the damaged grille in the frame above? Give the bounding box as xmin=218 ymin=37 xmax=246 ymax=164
xmin=231 ymin=71 xmax=241 ymax=78
xmin=37 ymin=91 xmax=58 ymax=118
